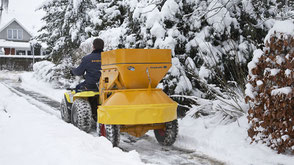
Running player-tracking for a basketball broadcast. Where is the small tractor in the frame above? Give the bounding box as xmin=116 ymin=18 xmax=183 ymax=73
xmin=61 ymin=49 xmax=178 ymax=147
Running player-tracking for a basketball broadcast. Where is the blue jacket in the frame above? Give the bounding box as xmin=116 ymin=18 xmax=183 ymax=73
xmin=72 ymin=49 xmax=102 ymax=85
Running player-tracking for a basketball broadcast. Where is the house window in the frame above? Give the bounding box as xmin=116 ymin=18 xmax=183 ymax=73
xmin=7 ymin=29 xmax=12 ymax=39
xmin=18 ymin=30 xmax=23 ymax=40
xmin=7 ymin=29 xmax=23 ymax=40
xmin=13 ymin=29 xmax=17 ymax=39
xmin=16 ymin=50 xmax=26 ymax=55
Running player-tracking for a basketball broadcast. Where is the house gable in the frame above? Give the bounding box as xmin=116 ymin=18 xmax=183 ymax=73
xmin=0 ymin=19 xmax=32 ymax=42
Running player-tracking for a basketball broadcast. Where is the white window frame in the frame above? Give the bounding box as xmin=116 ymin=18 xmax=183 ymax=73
xmin=18 ymin=30 xmax=23 ymax=40
xmin=7 ymin=29 xmax=12 ymax=39
xmin=7 ymin=29 xmax=23 ymax=40
xmin=13 ymin=29 xmax=17 ymax=39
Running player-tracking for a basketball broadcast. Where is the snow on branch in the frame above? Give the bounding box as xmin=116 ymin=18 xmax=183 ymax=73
xmin=0 ymin=0 xmax=9 ymax=23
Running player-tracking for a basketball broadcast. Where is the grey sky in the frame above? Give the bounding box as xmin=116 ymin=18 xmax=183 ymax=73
xmin=0 ymin=0 xmax=45 ymax=35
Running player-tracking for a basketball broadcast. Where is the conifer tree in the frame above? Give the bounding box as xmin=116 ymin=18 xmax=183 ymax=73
xmin=37 ymin=0 xmax=68 ymax=63
xmin=37 ymin=0 xmax=95 ymax=63
xmin=36 ymin=0 xmax=294 ymax=116
xmin=88 ymin=0 xmax=128 ymax=34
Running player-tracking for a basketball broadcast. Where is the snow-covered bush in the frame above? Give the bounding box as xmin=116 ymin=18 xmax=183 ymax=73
xmin=33 ymin=59 xmax=80 ymax=89
xmin=246 ymin=20 xmax=294 ymax=153
xmin=36 ymin=0 xmax=294 ymax=120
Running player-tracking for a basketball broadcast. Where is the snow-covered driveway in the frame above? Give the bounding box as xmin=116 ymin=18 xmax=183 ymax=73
xmin=0 ymin=72 xmax=224 ymax=165
xmin=1 ymin=71 xmax=294 ymax=165
xmin=0 ymin=82 xmax=144 ymax=165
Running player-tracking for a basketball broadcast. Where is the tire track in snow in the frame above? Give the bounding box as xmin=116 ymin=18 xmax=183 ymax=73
xmin=1 ymin=81 xmax=61 ymax=118
xmin=13 ymin=86 xmax=60 ymax=110
xmin=120 ymin=133 xmax=225 ymax=165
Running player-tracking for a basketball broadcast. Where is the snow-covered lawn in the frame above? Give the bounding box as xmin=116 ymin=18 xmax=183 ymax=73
xmin=0 ymin=72 xmax=144 ymax=165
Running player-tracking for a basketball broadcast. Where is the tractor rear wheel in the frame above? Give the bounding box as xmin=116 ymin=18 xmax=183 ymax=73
xmin=71 ymin=98 xmax=92 ymax=133
xmin=154 ymin=119 xmax=178 ymax=146
xmin=98 ymin=123 xmax=120 ymax=147
xmin=60 ymin=97 xmax=71 ymax=123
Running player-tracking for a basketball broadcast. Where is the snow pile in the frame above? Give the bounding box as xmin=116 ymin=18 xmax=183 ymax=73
xmin=264 ymin=20 xmax=294 ymax=43
xmin=33 ymin=61 xmax=55 ymax=81
xmin=32 ymin=60 xmax=80 ymax=89
xmin=176 ymin=114 xmax=294 ymax=165
xmin=0 ymin=83 xmax=145 ymax=165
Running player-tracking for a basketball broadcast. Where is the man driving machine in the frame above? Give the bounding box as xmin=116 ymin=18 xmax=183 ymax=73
xmin=71 ymin=38 xmax=104 ymax=91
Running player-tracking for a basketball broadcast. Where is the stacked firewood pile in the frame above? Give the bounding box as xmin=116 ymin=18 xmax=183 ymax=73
xmin=246 ymin=32 xmax=294 ymax=153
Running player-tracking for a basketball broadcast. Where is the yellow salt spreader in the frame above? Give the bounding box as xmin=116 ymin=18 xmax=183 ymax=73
xmin=97 ymin=49 xmax=178 ymax=147
xmin=60 ymin=49 xmax=178 ymax=147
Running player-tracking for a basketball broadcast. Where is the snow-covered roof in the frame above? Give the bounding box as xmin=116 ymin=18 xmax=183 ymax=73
xmin=0 ymin=55 xmax=46 ymax=58
xmin=0 ymin=39 xmax=30 ymax=49
xmin=0 ymin=18 xmax=33 ymax=37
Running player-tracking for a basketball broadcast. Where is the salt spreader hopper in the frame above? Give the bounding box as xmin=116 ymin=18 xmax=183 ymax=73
xmin=97 ymin=49 xmax=178 ymax=146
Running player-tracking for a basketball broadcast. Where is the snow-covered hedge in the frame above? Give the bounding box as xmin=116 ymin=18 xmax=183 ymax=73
xmin=36 ymin=0 xmax=294 ymax=121
xmin=33 ymin=60 xmax=79 ymax=89
xmin=246 ymin=20 xmax=294 ymax=153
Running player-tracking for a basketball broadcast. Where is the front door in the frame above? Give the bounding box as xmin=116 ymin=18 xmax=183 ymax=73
xmin=4 ymin=48 xmax=15 ymax=55
xmin=4 ymin=48 xmax=10 ymax=55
